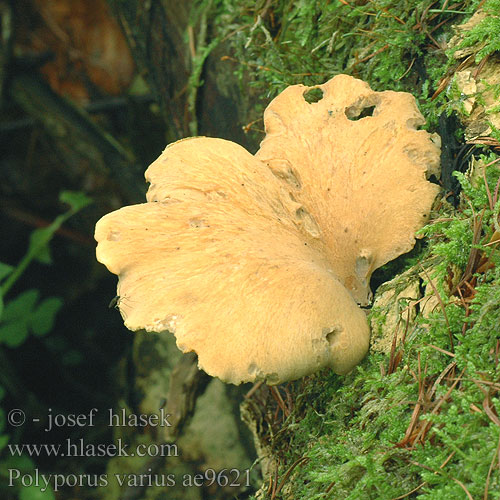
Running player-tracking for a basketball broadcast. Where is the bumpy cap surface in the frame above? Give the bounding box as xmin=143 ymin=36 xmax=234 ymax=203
xmin=95 ymin=75 xmax=441 ymax=385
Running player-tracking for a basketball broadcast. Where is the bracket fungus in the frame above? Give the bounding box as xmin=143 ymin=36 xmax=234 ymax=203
xmin=95 ymin=74 xmax=441 ymax=385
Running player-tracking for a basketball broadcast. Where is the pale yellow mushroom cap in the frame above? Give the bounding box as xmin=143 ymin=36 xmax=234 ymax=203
xmin=95 ymin=75 xmax=440 ymax=385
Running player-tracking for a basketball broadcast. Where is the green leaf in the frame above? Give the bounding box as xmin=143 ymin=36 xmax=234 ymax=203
xmin=0 ymin=291 xmax=62 ymax=344
xmin=0 ymin=406 xmax=4 ymax=432
xmin=30 ymin=297 xmax=63 ymax=336
xmin=59 ymin=190 xmax=92 ymax=212
xmin=1 ymin=290 xmax=39 ymax=322
xmin=0 ymin=262 xmax=14 ymax=282
xmin=19 ymin=485 xmax=55 ymax=500
xmin=0 ymin=294 xmax=4 ymax=322
xmin=0 ymin=320 xmax=29 ymax=347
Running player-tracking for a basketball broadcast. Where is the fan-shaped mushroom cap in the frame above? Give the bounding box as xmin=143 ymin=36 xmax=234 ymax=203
xmin=95 ymin=75 xmax=440 ymax=385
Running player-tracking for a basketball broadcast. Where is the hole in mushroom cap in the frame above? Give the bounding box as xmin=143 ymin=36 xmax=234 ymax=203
xmin=303 ymin=87 xmax=323 ymax=104
xmin=346 ymin=104 xmax=376 ymax=121
xmin=345 ymin=95 xmax=380 ymax=121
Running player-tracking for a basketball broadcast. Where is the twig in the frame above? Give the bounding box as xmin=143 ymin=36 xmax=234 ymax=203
xmin=424 ymin=344 xmax=455 ymax=358
xmin=390 ymin=481 xmax=427 ymax=499
xmin=271 ymin=457 xmax=309 ymax=499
